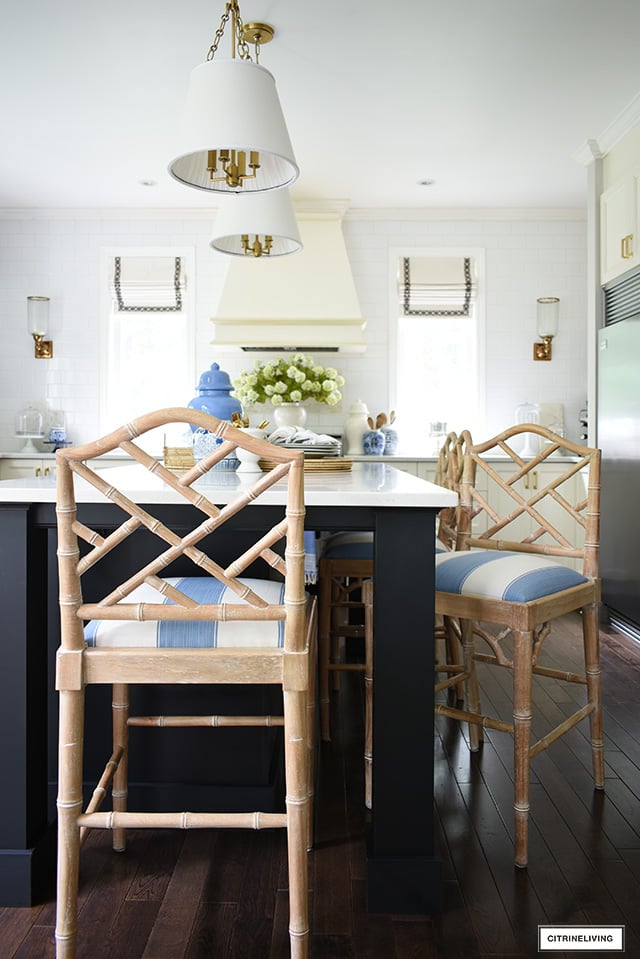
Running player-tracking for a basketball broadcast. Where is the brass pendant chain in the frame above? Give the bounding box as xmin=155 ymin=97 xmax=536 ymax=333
xmin=206 ymin=1 xmax=252 ymax=61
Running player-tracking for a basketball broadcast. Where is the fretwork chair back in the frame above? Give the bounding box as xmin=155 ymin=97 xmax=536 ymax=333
xmin=54 ymin=408 xmax=316 ymax=959
xmin=434 ymin=424 xmax=603 ymax=867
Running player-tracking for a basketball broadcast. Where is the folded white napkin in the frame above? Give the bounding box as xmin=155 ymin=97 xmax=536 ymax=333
xmin=268 ymin=426 xmax=340 ymax=447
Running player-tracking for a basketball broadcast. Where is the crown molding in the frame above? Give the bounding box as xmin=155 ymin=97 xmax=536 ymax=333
xmin=342 ymin=206 xmax=587 ymax=221
xmin=573 ymin=90 xmax=640 ymax=164
xmin=0 ymin=207 xmax=218 ymax=220
xmin=0 ymin=202 xmax=586 ymax=223
xmin=572 ymin=138 xmax=605 ymax=167
xmin=0 ymin=198 xmax=354 ymax=221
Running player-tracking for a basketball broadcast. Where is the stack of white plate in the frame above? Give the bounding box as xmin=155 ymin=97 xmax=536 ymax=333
xmin=279 ymin=441 xmax=342 ymax=457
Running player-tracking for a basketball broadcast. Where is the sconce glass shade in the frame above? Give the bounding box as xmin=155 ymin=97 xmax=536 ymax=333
xmin=210 ymin=189 xmax=302 ymax=256
xmin=536 ymin=296 xmax=559 ymax=337
xmin=27 ymin=295 xmax=50 ymax=335
xmin=168 ymin=59 xmax=298 ymax=195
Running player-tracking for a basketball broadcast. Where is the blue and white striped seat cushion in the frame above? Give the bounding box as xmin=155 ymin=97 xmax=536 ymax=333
xmin=321 ymin=530 xmax=448 ymax=560
xmin=84 ymin=577 xmax=287 ymax=649
xmin=435 ymin=550 xmax=588 ymax=603
xmin=322 ymin=531 xmax=374 ymax=561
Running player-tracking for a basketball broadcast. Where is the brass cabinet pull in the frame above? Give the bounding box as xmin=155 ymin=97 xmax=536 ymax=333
xmin=524 ymin=474 xmax=529 ymax=490
xmin=44 ymin=467 xmax=50 ymax=476
xmin=35 ymin=467 xmax=41 ymax=477
xmin=621 ymin=233 xmax=634 ymax=259
xmin=533 ymin=470 xmax=538 ymax=490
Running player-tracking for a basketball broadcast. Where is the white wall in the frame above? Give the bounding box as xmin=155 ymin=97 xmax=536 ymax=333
xmin=0 ymin=209 xmax=587 ymax=452
xmin=343 ymin=213 xmax=588 ymax=446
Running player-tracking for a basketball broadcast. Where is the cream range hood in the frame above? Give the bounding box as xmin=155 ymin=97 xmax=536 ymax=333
xmin=211 ymin=214 xmax=366 ymax=352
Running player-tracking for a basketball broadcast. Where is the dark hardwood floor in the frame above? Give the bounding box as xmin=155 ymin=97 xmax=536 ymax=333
xmin=3 ymin=613 xmax=640 ymax=958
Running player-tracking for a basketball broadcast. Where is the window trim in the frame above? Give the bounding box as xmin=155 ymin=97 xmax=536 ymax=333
xmin=388 ymin=246 xmax=487 ymax=438
xmin=99 ymin=246 xmax=196 ymax=438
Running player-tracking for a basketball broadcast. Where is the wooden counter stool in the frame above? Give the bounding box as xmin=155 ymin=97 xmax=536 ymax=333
xmin=434 ymin=424 xmax=604 ymax=867
xmin=318 ymin=432 xmax=469 ymax=810
xmin=54 ymin=408 xmax=316 ymax=959
xmin=318 ymin=531 xmax=374 ymax=744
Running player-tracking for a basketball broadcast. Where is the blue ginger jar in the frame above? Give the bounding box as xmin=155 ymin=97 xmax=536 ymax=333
xmin=187 ymin=362 xmax=243 ymax=429
xmin=362 ymin=429 xmax=385 ymax=455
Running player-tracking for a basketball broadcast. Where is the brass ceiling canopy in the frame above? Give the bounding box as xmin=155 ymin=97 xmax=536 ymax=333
xmin=242 ymin=22 xmax=275 ymax=49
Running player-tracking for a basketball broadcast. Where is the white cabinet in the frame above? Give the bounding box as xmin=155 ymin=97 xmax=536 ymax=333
xmin=0 ymin=458 xmax=54 ymax=479
xmin=600 ymin=169 xmax=640 ymax=284
xmin=387 ymin=460 xmax=436 ymax=482
xmin=376 ymin=457 xmax=583 ymax=568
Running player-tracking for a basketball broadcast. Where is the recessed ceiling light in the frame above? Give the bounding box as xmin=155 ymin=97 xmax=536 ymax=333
xmin=139 ymin=178 xmax=157 ymax=187
xmin=417 ymin=179 xmax=435 ymax=187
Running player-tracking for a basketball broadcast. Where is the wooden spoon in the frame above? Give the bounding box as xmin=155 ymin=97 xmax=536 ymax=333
xmin=376 ymin=412 xmax=387 ymax=430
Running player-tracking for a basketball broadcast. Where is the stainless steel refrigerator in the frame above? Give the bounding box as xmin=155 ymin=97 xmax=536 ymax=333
xmin=598 ymin=312 xmax=640 ymax=639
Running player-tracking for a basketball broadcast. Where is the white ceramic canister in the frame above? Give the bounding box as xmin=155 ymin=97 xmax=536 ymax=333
xmin=343 ymin=400 xmax=371 ymax=454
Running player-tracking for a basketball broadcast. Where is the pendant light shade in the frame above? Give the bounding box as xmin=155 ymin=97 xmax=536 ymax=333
xmin=211 ymin=189 xmax=302 ymax=257
xmin=168 ymin=59 xmax=298 ymax=195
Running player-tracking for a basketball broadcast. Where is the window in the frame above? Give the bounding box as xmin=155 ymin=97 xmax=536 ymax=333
xmin=390 ymin=249 xmax=485 ymax=449
xmin=101 ymin=249 xmax=195 ymax=451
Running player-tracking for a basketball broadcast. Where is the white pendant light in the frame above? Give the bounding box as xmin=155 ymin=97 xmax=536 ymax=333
xmin=211 ymin=189 xmax=302 ymax=257
xmin=168 ymin=4 xmax=298 ymax=195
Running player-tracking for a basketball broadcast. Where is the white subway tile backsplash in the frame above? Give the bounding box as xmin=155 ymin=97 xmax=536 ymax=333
xmin=0 ymin=211 xmax=588 ymax=448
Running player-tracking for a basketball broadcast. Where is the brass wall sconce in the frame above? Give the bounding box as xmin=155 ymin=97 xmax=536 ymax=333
xmin=533 ymin=296 xmax=559 ymax=361
xmin=27 ymin=295 xmax=53 ymax=358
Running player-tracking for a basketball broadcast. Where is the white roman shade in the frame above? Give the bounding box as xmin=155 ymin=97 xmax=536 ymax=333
xmin=111 ymin=256 xmax=186 ymax=312
xmin=400 ymin=256 xmax=475 ymax=316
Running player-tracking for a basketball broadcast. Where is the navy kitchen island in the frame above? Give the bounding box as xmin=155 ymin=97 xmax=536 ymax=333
xmin=0 ymin=462 xmax=455 ymax=913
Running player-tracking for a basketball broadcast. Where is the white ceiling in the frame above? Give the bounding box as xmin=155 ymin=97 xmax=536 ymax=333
xmin=3 ymin=0 xmax=640 ymax=213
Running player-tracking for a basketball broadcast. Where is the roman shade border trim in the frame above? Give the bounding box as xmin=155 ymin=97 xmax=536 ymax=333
xmin=402 ymin=256 xmax=472 ymax=317
xmin=114 ymin=256 xmax=184 ymax=312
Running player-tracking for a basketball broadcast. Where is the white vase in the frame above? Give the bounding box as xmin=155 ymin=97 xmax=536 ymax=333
xmin=236 ymin=428 xmax=267 ymax=473
xmin=273 ymin=402 xmax=307 ymax=429
xmin=343 ymin=399 xmax=370 ymax=454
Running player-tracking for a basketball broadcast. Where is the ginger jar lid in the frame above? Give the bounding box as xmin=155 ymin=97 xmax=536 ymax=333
xmin=196 ymin=362 xmax=233 ymax=394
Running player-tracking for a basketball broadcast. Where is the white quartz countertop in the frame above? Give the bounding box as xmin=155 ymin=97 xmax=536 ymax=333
xmin=0 ymin=450 xmax=579 ymax=463
xmin=0 ymin=462 xmax=457 ymax=509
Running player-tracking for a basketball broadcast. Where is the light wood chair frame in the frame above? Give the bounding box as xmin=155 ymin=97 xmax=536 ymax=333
xmin=434 ymin=424 xmax=604 ymax=867
xmin=54 ymin=408 xmax=316 ymax=959
xmin=318 ymin=556 xmax=373 ymax=742
xmin=317 ymin=431 xmax=469 ymax=810
xmin=433 ymin=431 xmax=471 ymax=701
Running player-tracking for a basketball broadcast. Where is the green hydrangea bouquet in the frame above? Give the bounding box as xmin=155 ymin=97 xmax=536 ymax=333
xmin=232 ymin=353 xmax=345 ymax=407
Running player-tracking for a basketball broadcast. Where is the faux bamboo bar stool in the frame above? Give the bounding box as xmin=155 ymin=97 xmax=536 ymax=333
xmin=317 ymin=432 xmax=467 ymax=811
xmin=433 ymin=430 xmax=472 ymax=703
xmin=317 ymin=531 xmax=374 ymax=744
xmin=54 ymin=408 xmax=316 ymax=959
xmin=434 ymin=424 xmax=604 ymax=867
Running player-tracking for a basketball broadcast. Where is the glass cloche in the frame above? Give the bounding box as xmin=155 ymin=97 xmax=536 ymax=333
xmin=15 ymin=403 xmax=44 ymax=452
